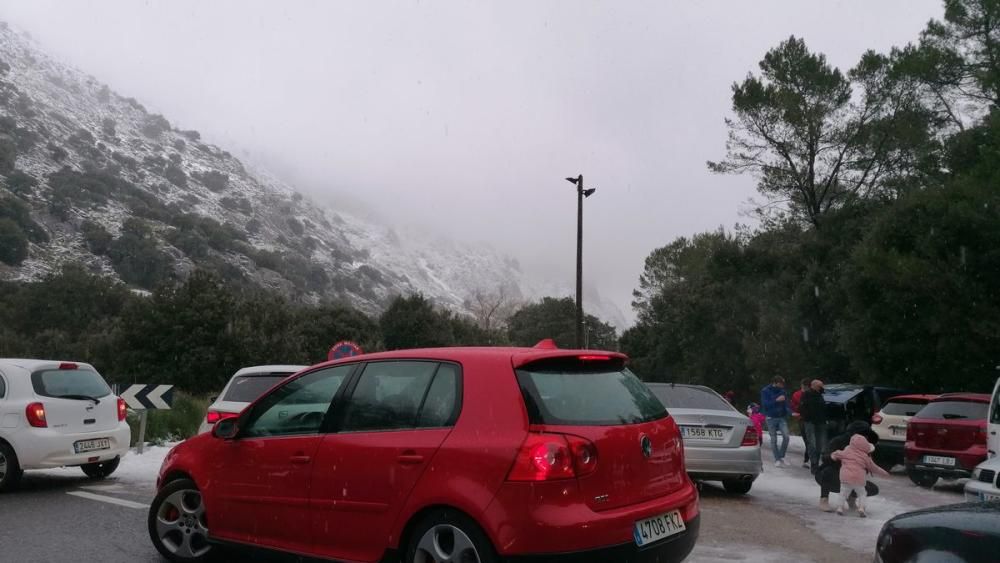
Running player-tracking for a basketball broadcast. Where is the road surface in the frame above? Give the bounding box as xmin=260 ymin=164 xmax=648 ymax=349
xmin=0 ymin=441 xmax=968 ymax=562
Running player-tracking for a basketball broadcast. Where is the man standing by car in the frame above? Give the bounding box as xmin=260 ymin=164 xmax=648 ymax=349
xmin=800 ymin=379 xmax=827 ymax=473
xmin=761 ymin=376 xmax=791 ymax=467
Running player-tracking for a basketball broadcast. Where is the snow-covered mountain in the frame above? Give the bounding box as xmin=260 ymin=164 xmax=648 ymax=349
xmin=0 ymin=23 xmax=625 ymax=328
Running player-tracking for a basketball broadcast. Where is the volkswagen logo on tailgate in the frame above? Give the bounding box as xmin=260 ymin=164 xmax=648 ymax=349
xmin=640 ymin=434 xmax=653 ymax=458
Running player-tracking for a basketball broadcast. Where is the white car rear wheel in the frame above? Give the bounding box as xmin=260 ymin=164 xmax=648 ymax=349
xmin=0 ymin=442 xmax=22 ymax=492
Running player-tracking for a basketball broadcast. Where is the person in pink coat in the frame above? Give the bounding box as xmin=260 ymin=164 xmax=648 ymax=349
xmin=746 ymin=403 xmax=766 ymax=445
xmin=831 ymin=434 xmax=890 ymax=517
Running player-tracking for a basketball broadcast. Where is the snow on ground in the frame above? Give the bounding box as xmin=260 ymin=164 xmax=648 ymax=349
xmin=35 ymin=442 xmax=175 ymax=487
xmin=756 ymin=434 xmax=961 ymax=555
xmin=688 ymin=543 xmax=804 ymax=563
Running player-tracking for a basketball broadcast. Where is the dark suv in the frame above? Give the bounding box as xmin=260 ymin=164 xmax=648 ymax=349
xmin=822 ymin=384 xmax=912 ymax=436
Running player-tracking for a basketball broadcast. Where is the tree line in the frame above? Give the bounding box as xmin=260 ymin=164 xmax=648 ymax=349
xmin=621 ymin=0 xmax=1000 ymax=400
xmin=0 ymin=266 xmax=617 ymax=393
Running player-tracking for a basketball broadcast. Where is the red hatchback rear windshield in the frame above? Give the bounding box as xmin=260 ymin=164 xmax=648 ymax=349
xmin=917 ymin=400 xmax=987 ymax=420
xmin=516 ymin=359 xmax=667 ymax=426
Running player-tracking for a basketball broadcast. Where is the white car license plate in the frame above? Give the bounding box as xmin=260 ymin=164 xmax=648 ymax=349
xmin=923 ymin=455 xmax=956 ymax=466
xmin=681 ymin=426 xmax=725 ymax=440
xmin=634 ymin=510 xmax=685 ymax=546
xmin=891 ymin=427 xmax=906 ymax=436
xmin=74 ymin=438 xmax=110 ymax=454
xmin=981 ymin=492 xmax=1000 ymax=502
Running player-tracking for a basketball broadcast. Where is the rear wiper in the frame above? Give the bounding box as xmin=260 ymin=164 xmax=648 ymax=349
xmin=941 ymin=414 xmax=966 ymax=419
xmin=59 ymin=394 xmax=101 ymax=404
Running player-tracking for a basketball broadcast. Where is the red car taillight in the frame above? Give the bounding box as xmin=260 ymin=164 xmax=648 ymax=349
xmin=741 ymin=426 xmax=759 ymax=446
xmin=975 ymin=424 xmax=988 ymax=444
xmin=507 ymin=433 xmax=598 ymax=481
xmin=871 ymin=413 xmax=883 ymax=425
xmin=206 ymin=411 xmax=238 ymax=425
xmin=117 ymin=397 xmax=128 ymax=421
xmin=26 ymin=402 xmax=47 ymax=427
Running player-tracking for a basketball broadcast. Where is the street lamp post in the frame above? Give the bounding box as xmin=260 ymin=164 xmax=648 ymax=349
xmin=565 ymin=174 xmax=596 ymax=348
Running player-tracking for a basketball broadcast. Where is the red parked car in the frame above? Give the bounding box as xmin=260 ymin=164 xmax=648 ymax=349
xmin=904 ymin=393 xmax=991 ymax=488
xmin=148 ymin=347 xmax=700 ymax=562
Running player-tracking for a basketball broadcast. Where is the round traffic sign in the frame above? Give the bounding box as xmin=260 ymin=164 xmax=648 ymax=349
xmin=328 ymin=340 xmax=363 ymax=361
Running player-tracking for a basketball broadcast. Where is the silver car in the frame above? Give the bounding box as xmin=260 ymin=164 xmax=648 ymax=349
xmin=647 ymin=383 xmax=763 ymax=494
xmin=197 ymin=364 xmax=307 ymax=434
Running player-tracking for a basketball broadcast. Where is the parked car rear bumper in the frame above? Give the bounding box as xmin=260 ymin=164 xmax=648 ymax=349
xmin=963 ymin=478 xmax=1000 ymax=502
xmin=684 ymin=445 xmax=762 ymax=481
xmin=14 ymin=423 xmax=131 ymax=468
xmin=507 ymin=514 xmax=700 ymax=563
xmin=904 ymin=444 xmax=986 ymax=475
xmin=483 ymin=478 xmax=699 ymax=557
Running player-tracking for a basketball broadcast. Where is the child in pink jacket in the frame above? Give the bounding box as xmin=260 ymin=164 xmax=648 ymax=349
xmin=746 ymin=403 xmax=765 ymax=445
xmin=831 ymin=434 xmax=890 ymax=517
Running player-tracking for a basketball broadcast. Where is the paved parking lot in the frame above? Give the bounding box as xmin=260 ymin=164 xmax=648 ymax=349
xmin=0 ymin=441 xmax=968 ymax=563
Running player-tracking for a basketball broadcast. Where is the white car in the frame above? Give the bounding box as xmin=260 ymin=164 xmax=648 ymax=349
xmin=965 ymin=455 xmax=1000 ymax=502
xmin=870 ymin=394 xmax=937 ymax=469
xmin=197 ymin=364 xmax=307 ymax=434
xmin=0 ymin=359 xmax=130 ymax=491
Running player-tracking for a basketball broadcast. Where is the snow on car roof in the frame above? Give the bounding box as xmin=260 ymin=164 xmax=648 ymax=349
xmin=232 ymin=364 xmax=308 ymax=377
xmin=0 ymin=358 xmax=97 ymax=371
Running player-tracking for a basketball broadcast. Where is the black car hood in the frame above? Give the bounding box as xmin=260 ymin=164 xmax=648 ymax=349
xmin=886 ymin=501 xmax=1000 ymax=533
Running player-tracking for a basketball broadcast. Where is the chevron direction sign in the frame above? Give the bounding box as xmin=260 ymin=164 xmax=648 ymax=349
xmin=120 ymin=384 xmax=174 ymax=410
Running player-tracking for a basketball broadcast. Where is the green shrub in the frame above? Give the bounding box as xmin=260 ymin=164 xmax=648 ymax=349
xmin=48 ymin=143 xmax=68 ymax=161
xmin=0 ymin=136 xmax=15 ymax=174
xmin=193 ymin=170 xmax=228 ymax=192
xmin=111 ymin=151 xmax=138 ymax=171
xmin=5 ymin=170 xmax=37 ymax=195
xmin=141 ymin=114 xmax=170 ymax=138
xmin=128 ymin=392 xmax=211 ymax=444
xmin=101 ymin=117 xmax=115 ymax=137
xmin=220 ymin=196 xmax=252 ymax=214
xmin=163 ymin=163 xmax=187 ymax=187
xmin=108 ymin=219 xmax=174 ymax=289
xmin=0 ymin=218 xmax=27 ymax=265
xmin=0 ymin=195 xmax=47 ymax=243
xmin=81 ymin=220 xmax=112 ymax=255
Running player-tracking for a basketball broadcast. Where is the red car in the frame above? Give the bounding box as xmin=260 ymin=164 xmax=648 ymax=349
xmin=148 ymin=346 xmax=700 ymax=562
xmin=904 ymin=393 xmax=991 ymax=488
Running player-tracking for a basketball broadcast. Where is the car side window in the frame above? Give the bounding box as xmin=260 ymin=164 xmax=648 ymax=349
xmin=416 ymin=363 xmax=460 ymax=428
xmin=242 ymin=365 xmax=352 ymax=438
xmin=0 ymin=374 xmax=5 ymax=398
xmin=341 ymin=361 xmax=442 ymax=432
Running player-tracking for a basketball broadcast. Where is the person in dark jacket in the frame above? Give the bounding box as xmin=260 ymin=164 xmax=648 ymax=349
xmin=761 ymin=376 xmax=791 ymax=466
xmin=799 ymin=379 xmax=828 ymax=473
xmin=815 ymin=420 xmax=879 ymax=512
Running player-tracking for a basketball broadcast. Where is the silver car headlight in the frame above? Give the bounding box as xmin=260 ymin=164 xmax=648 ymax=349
xmin=973 ymin=467 xmax=982 ymax=480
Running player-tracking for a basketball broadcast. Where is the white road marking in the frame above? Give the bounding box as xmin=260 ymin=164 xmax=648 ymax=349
xmin=67 ymin=490 xmax=149 ymax=509
xmin=79 ymin=484 xmax=126 ymax=492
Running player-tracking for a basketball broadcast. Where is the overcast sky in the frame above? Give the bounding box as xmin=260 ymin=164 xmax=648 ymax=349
xmin=0 ymin=0 xmax=943 ymax=324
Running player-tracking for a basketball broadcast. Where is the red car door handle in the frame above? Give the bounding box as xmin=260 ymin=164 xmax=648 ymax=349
xmin=398 ymin=453 xmax=425 ymax=465
xmin=290 ymin=455 xmax=312 ymax=464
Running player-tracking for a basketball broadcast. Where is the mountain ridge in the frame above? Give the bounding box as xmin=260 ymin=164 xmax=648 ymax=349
xmin=0 ymin=22 xmax=627 ymax=328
